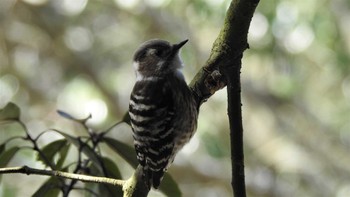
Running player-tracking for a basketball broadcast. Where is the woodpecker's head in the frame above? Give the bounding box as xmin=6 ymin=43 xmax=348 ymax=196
xmin=133 ymin=39 xmax=188 ymax=79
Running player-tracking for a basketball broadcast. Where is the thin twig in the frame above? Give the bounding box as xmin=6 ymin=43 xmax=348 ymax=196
xmin=0 ymin=166 xmax=125 ymax=186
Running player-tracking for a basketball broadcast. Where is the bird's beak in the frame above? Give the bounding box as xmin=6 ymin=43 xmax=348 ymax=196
xmin=172 ymin=39 xmax=188 ymax=52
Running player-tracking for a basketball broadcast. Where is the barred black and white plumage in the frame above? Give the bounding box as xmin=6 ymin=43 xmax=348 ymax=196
xmin=129 ymin=39 xmax=198 ymax=189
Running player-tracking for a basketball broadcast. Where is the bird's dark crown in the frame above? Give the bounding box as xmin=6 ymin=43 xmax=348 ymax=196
xmin=133 ymin=39 xmax=172 ymax=62
xmin=132 ymin=39 xmax=188 ymax=77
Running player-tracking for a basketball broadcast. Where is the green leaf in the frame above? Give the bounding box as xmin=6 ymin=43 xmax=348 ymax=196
xmin=0 ymin=102 xmax=20 ymax=124
xmin=0 ymin=147 xmax=20 ymax=167
xmin=101 ymin=157 xmax=122 ymax=179
xmin=0 ymin=144 xmax=5 ymax=155
xmin=0 ymin=146 xmax=20 ymax=182
xmin=102 ymin=137 xmax=138 ymax=168
xmin=56 ymin=110 xmax=91 ymax=123
xmin=32 ymin=177 xmax=60 ymax=197
xmin=37 ymin=139 xmax=67 ymax=168
xmin=56 ymin=143 xmax=70 ymax=169
xmin=56 ymin=131 xmax=99 ymax=163
xmin=96 ymin=158 xmax=123 ymax=197
xmin=88 ymin=161 xmax=123 ymax=197
xmin=159 ymin=173 xmax=182 ymax=197
xmin=98 ymin=183 xmax=123 ymax=197
xmin=54 ymin=130 xmax=106 ymax=174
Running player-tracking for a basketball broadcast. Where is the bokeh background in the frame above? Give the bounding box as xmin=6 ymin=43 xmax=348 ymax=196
xmin=1 ymin=0 xmax=350 ymax=196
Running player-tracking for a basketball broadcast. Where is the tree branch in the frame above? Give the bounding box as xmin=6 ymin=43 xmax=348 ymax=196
xmin=190 ymin=0 xmax=260 ymax=196
xmin=0 ymin=166 xmax=125 ymax=186
xmin=189 ymin=0 xmax=260 ymax=107
xmin=222 ymin=55 xmax=246 ymax=197
xmin=0 ymin=165 xmax=152 ymax=197
xmin=122 ymin=166 xmax=150 ymax=197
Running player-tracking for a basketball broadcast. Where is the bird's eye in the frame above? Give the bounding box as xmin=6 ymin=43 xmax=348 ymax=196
xmin=155 ymin=50 xmax=163 ymax=57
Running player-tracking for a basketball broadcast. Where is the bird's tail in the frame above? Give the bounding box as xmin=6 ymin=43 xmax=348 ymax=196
xmin=142 ymin=167 xmax=165 ymax=189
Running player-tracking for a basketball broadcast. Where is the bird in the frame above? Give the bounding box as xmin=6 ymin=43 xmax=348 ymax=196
xmin=129 ymin=39 xmax=198 ymax=189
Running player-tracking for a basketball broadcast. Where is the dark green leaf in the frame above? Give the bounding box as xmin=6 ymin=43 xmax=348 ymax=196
xmin=56 ymin=143 xmax=70 ymax=169
xmin=0 ymin=146 xmax=20 ymax=182
xmin=84 ymin=182 xmax=98 ymax=196
xmin=56 ymin=110 xmax=91 ymax=123
xmin=37 ymin=139 xmax=67 ymax=167
xmin=98 ymin=183 xmax=123 ymax=197
xmin=159 ymin=173 xmax=182 ymax=197
xmin=32 ymin=177 xmax=60 ymax=197
xmin=0 ymin=102 xmax=20 ymax=124
xmin=56 ymin=131 xmax=98 ymax=162
xmin=0 ymin=144 xmax=5 ymax=155
xmin=101 ymin=157 xmax=122 ymax=179
xmin=102 ymin=137 xmax=138 ymax=168
xmin=88 ymin=162 xmax=123 ymax=197
xmin=0 ymin=147 xmax=20 ymax=167
xmin=54 ymin=130 xmax=105 ymax=173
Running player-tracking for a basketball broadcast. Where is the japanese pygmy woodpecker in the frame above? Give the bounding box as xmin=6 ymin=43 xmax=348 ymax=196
xmin=129 ymin=39 xmax=198 ymax=189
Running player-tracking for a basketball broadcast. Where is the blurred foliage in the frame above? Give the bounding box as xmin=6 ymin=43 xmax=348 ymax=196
xmin=1 ymin=0 xmax=350 ymax=197
xmin=0 ymin=103 xmax=180 ymax=196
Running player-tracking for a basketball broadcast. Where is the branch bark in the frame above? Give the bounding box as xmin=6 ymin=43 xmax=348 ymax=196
xmin=0 ymin=166 xmax=125 ymax=186
xmin=189 ymin=0 xmax=260 ymax=105
xmin=122 ymin=166 xmax=149 ymax=197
